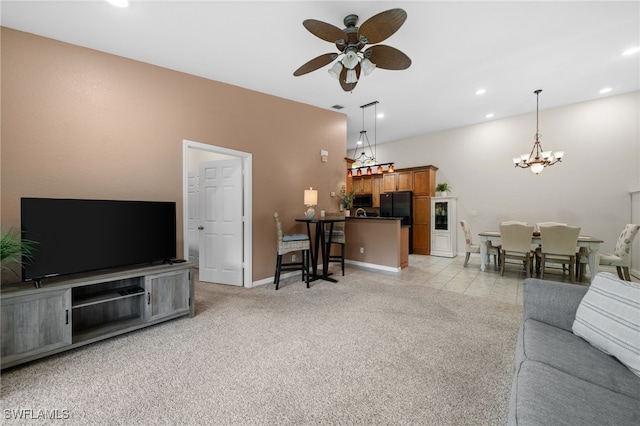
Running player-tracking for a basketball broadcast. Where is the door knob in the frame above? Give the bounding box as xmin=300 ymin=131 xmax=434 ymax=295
xmin=197 ymin=226 xmax=204 ymax=230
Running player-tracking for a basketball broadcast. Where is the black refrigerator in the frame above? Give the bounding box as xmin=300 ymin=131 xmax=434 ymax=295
xmin=379 ymin=191 xmax=413 ymax=253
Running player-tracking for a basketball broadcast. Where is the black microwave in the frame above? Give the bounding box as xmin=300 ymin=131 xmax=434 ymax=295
xmin=352 ymin=194 xmax=373 ymax=208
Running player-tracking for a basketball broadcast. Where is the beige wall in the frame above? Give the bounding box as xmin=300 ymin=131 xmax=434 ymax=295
xmin=1 ymin=28 xmax=347 ymax=284
xmin=374 ymin=92 xmax=640 ymax=255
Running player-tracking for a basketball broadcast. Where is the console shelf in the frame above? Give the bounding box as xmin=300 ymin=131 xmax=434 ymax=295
xmin=1 ymin=263 xmax=194 ymax=369
xmin=73 ymin=315 xmax=145 ymax=344
xmin=73 ymin=286 xmax=145 ymax=309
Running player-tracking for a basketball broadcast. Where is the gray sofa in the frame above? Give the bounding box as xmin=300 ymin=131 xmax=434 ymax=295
xmin=508 ymin=278 xmax=640 ymax=425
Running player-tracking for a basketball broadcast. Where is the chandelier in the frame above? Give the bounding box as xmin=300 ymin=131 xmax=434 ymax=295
xmin=347 ymin=101 xmax=394 ymax=177
xmin=512 ymin=89 xmax=564 ymax=174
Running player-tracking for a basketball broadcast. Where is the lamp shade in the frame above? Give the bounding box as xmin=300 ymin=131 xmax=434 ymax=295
xmin=361 ymin=58 xmax=376 ymax=75
xmin=328 ymin=61 xmax=343 ymax=79
xmin=304 ymin=187 xmax=318 ymax=206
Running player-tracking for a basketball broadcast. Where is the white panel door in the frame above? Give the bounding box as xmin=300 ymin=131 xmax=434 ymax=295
xmin=198 ymin=159 xmax=243 ymax=285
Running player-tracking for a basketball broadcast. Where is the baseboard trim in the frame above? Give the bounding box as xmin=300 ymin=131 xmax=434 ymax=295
xmin=345 ymin=259 xmax=401 ymax=273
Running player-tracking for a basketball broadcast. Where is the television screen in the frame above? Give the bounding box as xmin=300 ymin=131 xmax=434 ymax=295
xmin=21 ymin=198 xmax=177 ymax=282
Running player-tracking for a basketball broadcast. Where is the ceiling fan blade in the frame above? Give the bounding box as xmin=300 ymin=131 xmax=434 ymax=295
xmin=339 ymin=64 xmax=360 ymax=92
xmin=303 ymin=19 xmax=346 ymax=43
xmin=358 ymin=8 xmax=407 ymax=44
xmin=365 ymin=45 xmax=412 ymax=70
xmin=293 ymin=53 xmax=339 ymax=76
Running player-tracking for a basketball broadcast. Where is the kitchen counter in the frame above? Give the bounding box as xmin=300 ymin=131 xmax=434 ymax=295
xmin=349 ymin=215 xmax=403 ymax=221
xmin=344 ymin=217 xmax=409 ymax=271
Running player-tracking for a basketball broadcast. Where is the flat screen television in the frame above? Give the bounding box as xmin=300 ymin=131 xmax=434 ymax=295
xmin=21 ymin=198 xmax=177 ymax=283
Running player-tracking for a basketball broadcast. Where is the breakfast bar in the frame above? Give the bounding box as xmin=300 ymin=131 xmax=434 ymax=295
xmin=344 ymin=217 xmax=409 ymax=271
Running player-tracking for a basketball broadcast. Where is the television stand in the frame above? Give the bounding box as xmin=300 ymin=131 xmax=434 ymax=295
xmin=1 ymin=262 xmax=195 ymax=369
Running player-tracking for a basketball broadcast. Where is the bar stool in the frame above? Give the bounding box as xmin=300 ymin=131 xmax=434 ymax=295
xmin=324 ymin=213 xmax=346 ymax=276
xmin=273 ymin=213 xmax=310 ymax=290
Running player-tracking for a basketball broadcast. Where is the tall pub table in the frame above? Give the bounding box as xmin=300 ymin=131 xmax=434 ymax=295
xmin=296 ymin=216 xmax=346 ymax=283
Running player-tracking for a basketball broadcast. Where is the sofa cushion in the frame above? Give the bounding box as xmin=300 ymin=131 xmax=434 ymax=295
xmin=510 ymin=360 xmax=640 ymax=426
xmin=518 ymin=319 xmax=640 ymax=399
xmin=572 ymin=272 xmax=640 ymax=377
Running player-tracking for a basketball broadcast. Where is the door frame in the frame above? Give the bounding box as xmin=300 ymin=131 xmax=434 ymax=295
xmin=182 ymin=139 xmax=253 ymax=288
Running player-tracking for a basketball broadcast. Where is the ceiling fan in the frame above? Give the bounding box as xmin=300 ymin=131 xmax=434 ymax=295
xmin=293 ymin=8 xmax=412 ymax=92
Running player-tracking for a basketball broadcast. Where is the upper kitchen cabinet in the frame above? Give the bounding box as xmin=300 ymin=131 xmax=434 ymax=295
xmin=382 ymin=166 xmax=438 ymax=194
xmin=412 ymin=166 xmax=438 ymax=196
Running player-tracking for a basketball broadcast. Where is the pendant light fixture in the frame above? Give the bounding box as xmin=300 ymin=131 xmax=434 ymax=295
xmin=347 ymin=101 xmax=394 ymax=177
xmin=512 ymin=89 xmax=564 ymax=174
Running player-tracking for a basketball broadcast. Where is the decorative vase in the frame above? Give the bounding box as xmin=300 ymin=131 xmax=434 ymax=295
xmin=344 ymin=210 xmax=351 ymax=217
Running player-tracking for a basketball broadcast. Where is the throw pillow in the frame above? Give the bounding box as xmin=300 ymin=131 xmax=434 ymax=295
xmin=572 ymin=272 xmax=640 ymax=377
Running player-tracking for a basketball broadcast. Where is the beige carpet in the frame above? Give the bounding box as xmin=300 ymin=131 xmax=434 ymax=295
xmin=1 ymin=268 xmax=522 ymax=425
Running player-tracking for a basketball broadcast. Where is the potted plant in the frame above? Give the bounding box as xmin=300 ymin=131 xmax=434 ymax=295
xmin=1 ymin=228 xmax=37 ymax=279
xmin=436 ymin=182 xmax=451 ymax=196
xmin=339 ymin=185 xmax=355 ymax=215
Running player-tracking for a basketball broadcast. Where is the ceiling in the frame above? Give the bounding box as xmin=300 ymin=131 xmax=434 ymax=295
xmin=2 ymin=1 xmax=639 ymax=151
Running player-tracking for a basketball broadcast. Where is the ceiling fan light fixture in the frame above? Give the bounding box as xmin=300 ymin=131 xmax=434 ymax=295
xmin=328 ymin=61 xmax=342 ymax=79
xmin=342 ymin=50 xmax=359 ymax=69
xmin=361 ymin=58 xmax=376 ymax=75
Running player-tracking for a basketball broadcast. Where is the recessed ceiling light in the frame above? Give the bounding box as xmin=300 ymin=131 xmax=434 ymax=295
xmin=622 ymin=46 xmax=640 ymax=56
xmin=599 ymin=87 xmax=612 ymax=94
xmin=475 ymin=89 xmax=487 ymax=95
xmin=485 ymin=113 xmax=494 ymax=119
xmin=106 ymin=0 xmax=129 ymax=8
xmin=377 ymin=113 xmax=385 ymax=119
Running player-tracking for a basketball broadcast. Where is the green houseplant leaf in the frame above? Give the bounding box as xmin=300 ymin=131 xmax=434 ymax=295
xmin=1 ymin=228 xmax=37 ymax=277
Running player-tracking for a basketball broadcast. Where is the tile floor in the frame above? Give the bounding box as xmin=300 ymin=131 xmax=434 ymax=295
xmin=331 ymin=253 xmax=639 ymax=306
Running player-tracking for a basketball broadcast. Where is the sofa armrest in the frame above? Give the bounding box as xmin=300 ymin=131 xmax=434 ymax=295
xmin=522 ymin=278 xmax=589 ymax=332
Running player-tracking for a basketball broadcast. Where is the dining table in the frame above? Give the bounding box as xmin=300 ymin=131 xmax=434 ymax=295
xmin=478 ymin=231 xmax=604 ymax=283
xmin=296 ymin=216 xmax=346 ymax=283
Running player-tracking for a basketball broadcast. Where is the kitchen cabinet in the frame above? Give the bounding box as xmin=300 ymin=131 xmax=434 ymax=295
xmin=352 ymin=177 xmax=364 ymax=194
xmin=362 ymin=176 xmax=373 ymax=194
xmin=413 ymin=168 xmax=437 ymax=196
xmin=412 ymin=196 xmax=431 ymax=255
xmin=431 ymin=197 xmax=457 ymax=257
xmin=382 ymin=172 xmax=412 ymax=192
xmin=372 ymin=175 xmax=383 ymax=207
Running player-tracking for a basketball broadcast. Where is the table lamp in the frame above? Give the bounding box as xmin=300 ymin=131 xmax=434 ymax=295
xmin=304 ymin=187 xmax=318 ymax=219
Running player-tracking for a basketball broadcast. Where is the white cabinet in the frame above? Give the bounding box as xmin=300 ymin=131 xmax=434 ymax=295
xmin=431 ymin=197 xmax=457 ymax=258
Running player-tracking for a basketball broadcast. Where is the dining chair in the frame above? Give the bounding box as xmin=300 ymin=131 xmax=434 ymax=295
xmin=499 ymin=223 xmax=535 ymax=277
xmin=536 ymin=225 xmax=581 ymax=282
xmin=324 ymin=212 xmax=346 ymax=276
xmin=460 ymin=220 xmax=500 ymax=269
xmin=535 ymin=222 xmax=568 ymax=273
xmin=273 ymin=212 xmax=310 ymax=290
xmin=597 ymin=224 xmax=640 ymax=281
